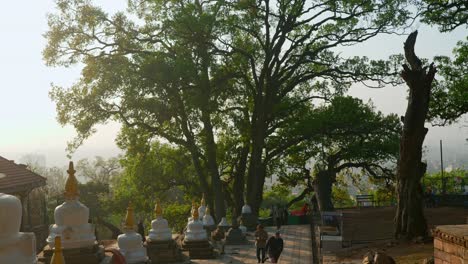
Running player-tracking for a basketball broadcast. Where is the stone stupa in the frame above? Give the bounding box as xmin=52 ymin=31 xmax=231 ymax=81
xmin=202 ymin=206 xmax=216 ymax=237
xmin=117 ymin=202 xmax=148 ymax=264
xmin=145 ymin=201 xmax=183 ymax=263
xmin=183 ymin=202 xmax=215 ymax=259
xmin=218 ymin=217 xmax=230 ymax=233
xmin=0 ymin=193 xmax=37 ymax=264
xmin=225 ymin=216 xmax=247 ymax=245
xmin=197 ymin=194 xmax=207 ymax=220
xmin=39 ymin=161 xmax=104 ymax=264
xmin=240 ymin=203 xmax=257 ymax=231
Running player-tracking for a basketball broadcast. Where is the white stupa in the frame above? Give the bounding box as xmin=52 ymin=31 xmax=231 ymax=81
xmin=197 ymin=194 xmax=207 ymax=220
xmin=241 ymin=204 xmax=252 ymax=214
xmin=218 ymin=217 xmax=229 ymax=227
xmin=0 ymin=193 xmax=37 ymax=264
xmin=46 ymin=162 xmax=96 ymax=249
xmin=239 ymin=220 xmax=247 ymax=234
xmin=184 ymin=203 xmax=207 ymax=242
xmin=148 ymin=201 xmax=172 ymax=241
xmin=202 ymin=206 xmax=215 ymax=227
xmin=117 ymin=202 xmax=148 ymax=264
xmin=218 ymin=217 xmax=230 ymax=232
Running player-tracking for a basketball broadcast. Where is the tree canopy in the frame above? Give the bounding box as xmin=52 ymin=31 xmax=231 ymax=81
xmin=46 ymin=0 xmax=415 ymax=217
xmin=275 ymin=96 xmax=400 ymax=211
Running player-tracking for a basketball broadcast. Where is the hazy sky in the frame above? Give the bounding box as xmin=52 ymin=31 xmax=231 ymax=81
xmin=0 ymin=1 xmax=466 ymax=167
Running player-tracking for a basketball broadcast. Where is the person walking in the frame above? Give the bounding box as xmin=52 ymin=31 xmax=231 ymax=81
xmin=274 ymin=205 xmax=282 ymax=230
xmin=266 ymin=231 xmax=284 ymax=263
xmin=254 ymin=224 xmax=268 ymax=263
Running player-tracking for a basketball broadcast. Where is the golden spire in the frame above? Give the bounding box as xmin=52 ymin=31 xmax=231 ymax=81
xmin=190 ymin=199 xmax=196 ymax=215
xmin=154 ymin=200 xmax=162 ymax=218
xmin=205 ymin=206 xmax=211 ymax=216
xmin=64 ymin=161 xmax=79 ymax=200
xmin=192 ymin=202 xmax=199 ymax=220
xmin=124 ymin=202 xmax=136 ymax=230
xmin=200 ymin=193 xmax=206 ymax=206
xmin=50 ymin=236 xmax=65 ymax=264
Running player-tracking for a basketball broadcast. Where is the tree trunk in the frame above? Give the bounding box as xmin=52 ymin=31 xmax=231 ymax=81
xmin=233 ymin=143 xmax=249 ymax=217
xmin=395 ymin=31 xmax=436 ymax=240
xmin=287 ymin=186 xmax=312 ymax=208
xmin=287 ymin=168 xmax=313 ymax=208
xmin=201 ymin=112 xmax=226 ymax=221
xmin=246 ymin=103 xmax=267 ymax=216
xmin=313 ymin=170 xmax=334 ymax=211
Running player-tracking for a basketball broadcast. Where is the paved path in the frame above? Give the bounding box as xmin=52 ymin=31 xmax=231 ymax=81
xmin=190 ymin=225 xmax=313 ymax=264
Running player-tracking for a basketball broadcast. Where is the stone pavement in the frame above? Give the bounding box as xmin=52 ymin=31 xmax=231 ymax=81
xmin=189 ymin=225 xmax=313 ymax=264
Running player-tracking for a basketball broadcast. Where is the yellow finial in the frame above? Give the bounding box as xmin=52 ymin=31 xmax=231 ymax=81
xmin=124 ymin=202 xmax=135 ymax=230
xmin=50 ymin=236 xmax=65 ymax=264
xmin=155 ymin=200 xmax=162 ymax=218
xmin=201 ymin=193 xmax=206 ymax=206
xmin=192 ymin=202 xmax=199 ymax=220
xmin=64 ymin=161 xmax=79 ymax=200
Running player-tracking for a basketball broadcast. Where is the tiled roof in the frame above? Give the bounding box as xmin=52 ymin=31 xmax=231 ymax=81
xmin=0 ymin=155 xmax=46 ymax=194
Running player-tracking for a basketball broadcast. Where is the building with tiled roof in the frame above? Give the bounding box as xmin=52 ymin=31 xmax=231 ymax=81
xmin=0 ymin=155 xmax=46 ymax=193
xmin=0 ymin=155 xmax=48 ymax=250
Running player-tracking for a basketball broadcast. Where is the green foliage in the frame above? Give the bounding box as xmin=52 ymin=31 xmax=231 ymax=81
xmin=275 ymin=96 xmax=400 ymax=196
xmin=112 ymin=142 xmax=197 ymax=212
xmin=76 ymin=156 xmax=122 ymax=184
xmin=332 ymin=185 xmax=355 ymax=208
xmin=372 ymin=187 xmax=395 ymax=206
xmin=45 ymin=0 xmax=415 ymax=215
xmin=429 ymin=38 xmax=468 ymax=125
xmin=79 ymin=181 xmax=111 ymax=219
xmin=258 ymin=208 xmax=271 ymax=218
xmin=261 ymin=184 xmax=292 ymax=209
xmin=420 ymin=0 xmax=467 ymax=32
xmin=418 ymin=0 xmax=468 ymax=128
xmin=422 ymin=169 xmax=468 ymax=194
xmin=163 ymin=203 xmax=192 ymax=233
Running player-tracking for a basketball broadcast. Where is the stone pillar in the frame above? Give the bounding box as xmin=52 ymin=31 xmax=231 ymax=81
xmin=433 ymin=225 xmax=468 ymax=264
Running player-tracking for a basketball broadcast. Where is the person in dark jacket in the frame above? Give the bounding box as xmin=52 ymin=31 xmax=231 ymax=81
xmin=266 ymin=231 xmax=284 ymax=263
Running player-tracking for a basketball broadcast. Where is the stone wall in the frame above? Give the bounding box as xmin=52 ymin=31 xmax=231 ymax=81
xmin=433 ymin=225 xmax=468 ymax=264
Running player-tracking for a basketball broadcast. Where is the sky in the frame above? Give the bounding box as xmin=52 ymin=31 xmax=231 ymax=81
xmin=0 ymin=1 xmax=466 ymax=167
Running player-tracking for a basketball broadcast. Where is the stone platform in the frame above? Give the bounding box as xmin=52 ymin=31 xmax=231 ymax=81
xmin=433 ymin=225 xmax=468 ymax=264
xmin=38 ymin=242 xmax=105 ymax=264
xmin=145 ymin=239 xmax=183 ymax=263
xmin=225 ymin=227 xmax=247 ymax=245
xmin=182 ymin=240 xmax=216 ymax=259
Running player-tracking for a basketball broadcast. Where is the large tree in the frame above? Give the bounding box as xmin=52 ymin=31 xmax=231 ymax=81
xmin=392 ymin=2 xmax=467 ymax=240
xmin=224 ymin=0 xmax=411 ymax=215
xmin=45 ymin=0 xmax=238 ymax=220
xmin=273 ymin=96 xmax=400 ymax=211
xmin=394 ymin=31 xmax=436 ymax=240
xmin=46 ymin=0 xmax=412 ymax=218
xmin=76 ymin=156 xmax=121 ymax=184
